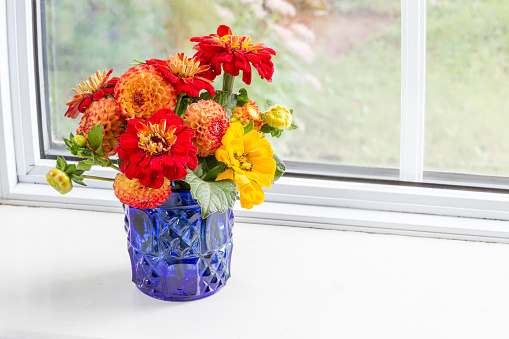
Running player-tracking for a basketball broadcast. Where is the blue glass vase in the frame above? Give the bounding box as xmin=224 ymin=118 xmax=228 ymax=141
xmin=123 ymin=190 xmax=234 ymax=301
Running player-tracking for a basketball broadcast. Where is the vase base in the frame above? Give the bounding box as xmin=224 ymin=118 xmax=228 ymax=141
xmin=133 ymin=281 xmax=228 ymax=302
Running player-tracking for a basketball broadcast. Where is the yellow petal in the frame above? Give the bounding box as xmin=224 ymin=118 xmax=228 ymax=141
xmin=239 ymin=182 xmax=265 ymax=209
xmin=245 ymin=170 xmax=260 ymax=183
xmin=216 ymin=169 xmax=235 ymax=182
xmin=233 ymin=172 xmax=251 ymax=187
xmin=215 ymin=148 xmax=231 ymax=166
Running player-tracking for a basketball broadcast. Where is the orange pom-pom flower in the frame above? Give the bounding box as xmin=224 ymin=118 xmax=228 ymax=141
xmin=76 ymin=97 xmax=126 ymax=156
xmin=113 ymin=173 xmax=171 ymax=209
xmin=183 ymin=100 xmax=230 ymax=157
xmin=114 ymin=64 xmax=178 ymax=120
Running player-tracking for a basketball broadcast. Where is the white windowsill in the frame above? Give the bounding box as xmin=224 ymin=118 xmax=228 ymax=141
xmin=1 ymin=204 xmax=509 ymax=339
xmin=3 ymin=181 xmax=509 ymax=243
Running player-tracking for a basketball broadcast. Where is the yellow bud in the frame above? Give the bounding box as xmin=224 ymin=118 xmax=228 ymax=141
xmin=74 ymin=135 xmax=87 ymax=147
xmin=46 ymin=168 xmax=73 ymax=194
xmin=263 ymin=105 xmax=292 ymax=130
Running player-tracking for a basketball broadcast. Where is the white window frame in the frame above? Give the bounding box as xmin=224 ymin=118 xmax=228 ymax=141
xmin=2 ymin=0 xmax=509 ymax=243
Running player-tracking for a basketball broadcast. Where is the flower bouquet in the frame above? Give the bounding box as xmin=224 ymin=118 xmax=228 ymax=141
xmin=46 ymin=25 xmax=296 ymax=301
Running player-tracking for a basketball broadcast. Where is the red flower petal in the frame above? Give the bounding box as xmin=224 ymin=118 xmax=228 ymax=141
xmin=217 ymin=25 xmax=232 ymax=37
xmin=78 ymin=97 xmax=92 ymax=113
xmin=116 ymin=108 xmax=197 ymax=188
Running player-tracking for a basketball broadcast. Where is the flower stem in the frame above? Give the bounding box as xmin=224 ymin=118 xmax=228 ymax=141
xmin=109 ymin=163 xmax=121 ymax=171
xmin=106 ymin=160 xmax=120 ymax=172
xmin=222 ymin=73 xmax=235 ymax=93
xmin=175 ymin=93 xmax=185 ymax=117
xmin=82 ymin=175 xmax=115 ymax=182
xmin=89 ymin=148 xmax=120 ymax=171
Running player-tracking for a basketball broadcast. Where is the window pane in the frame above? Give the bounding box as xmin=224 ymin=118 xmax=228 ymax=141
xmin=425 ymin=0 xmax=509 ymax=175
xmin=43 ymin=0 xmax=400 ymax=170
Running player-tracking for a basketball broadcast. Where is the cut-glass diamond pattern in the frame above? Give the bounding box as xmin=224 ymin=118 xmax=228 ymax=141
xmin=124 ymin=191 xmax=234 ymax=301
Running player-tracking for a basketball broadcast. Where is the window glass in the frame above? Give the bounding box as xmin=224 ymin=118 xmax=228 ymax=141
xmin=44 ymin=0 xmax=401 ymax=169
xmin=425 ymin=0 xmax=509 ymax=175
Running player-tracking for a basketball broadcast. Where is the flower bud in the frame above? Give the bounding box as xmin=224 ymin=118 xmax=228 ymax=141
xmin=263 ymin=105 xmax=292 ymax=130
xmin=46 ymin=168 xmax=73 ymax=194
xmin=73 ymin=134 xmax=87 ymax=147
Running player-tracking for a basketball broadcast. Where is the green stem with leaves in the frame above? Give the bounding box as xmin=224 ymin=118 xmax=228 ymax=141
xmin=89 ymin=147 xmax=120 ymax=171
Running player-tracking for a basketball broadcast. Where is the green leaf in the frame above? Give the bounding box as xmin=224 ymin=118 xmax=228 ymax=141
xmin=199 ymin=91 xmax=214 ymax=101
xmin=273 ymin=154 xmax=286 ymax=183
xmin=243 ymin=121 xmax=254 ymax=134
xmin=56 ymin=156 xmax=67 ymax=170
xmin=77 ymin=148 xmax=92 ymax=158
xmin=194 ymin=155 xmax=223 ymax=178
xmin=70 ymin=174 xmax=87 ymax=186
xmin=183 ymin=168 xmax=237 ymax=218
xmin=211 ymin=90 xmax=237 ymax=118
xmin=260 ymin=124 xmax=275 ymax=134
xmin=91 ymin=153 xmax=103 ymax=166
xmin=130 ymin=59 xmax=145 ymax=66
xmin=77 ymin=160 xmax=93 ymax=171
xmin=270 ymin=128 xmax=283 ymax=138
xmin=290 ymin=109 xmax=294 ymax=114
xmin=287 ymin=123 xmax=298 ymax=131
xmin=117 ymin=158 xmax=124 ymax=169
xmin=236 ymin=88 xmax=249 ymax=107
xmin=201 ymin=163 xmax=227 ymax=182
xmin=64 ymin=164 xmax=76 ymax=175
xmin=87 ymin=123 xmax=103 ymax=151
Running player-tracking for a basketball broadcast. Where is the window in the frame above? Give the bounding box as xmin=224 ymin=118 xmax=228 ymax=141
xmin=2 ymin=0 xmax=509 ymax=242
xmin=42 ymin=0 xmax=402 ymax=176
xmin=425 ymin=1 xmax=509 ymax=177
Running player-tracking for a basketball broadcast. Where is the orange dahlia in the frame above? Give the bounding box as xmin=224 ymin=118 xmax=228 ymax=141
xmin=146 ymin=53 xmax=216 ymax=97
xmin=113 ymin=173 xmax=171 ymax=209
xmin=231 ymin=100 xmax=265 ymax=131
xmin=191 ymin=25 xmax=276 ymax=85
xmin=114 ymin=64 xmax=178 ymax=120
xmin=65 ymin=69 xmax=118 ymax=119
xmin=116 ymin=108 xmax=198 ymax=189
xmin=183 ymin=100 xmax=230 ymax=157
xmin=76 ymin=97 xmax=126 ymax=156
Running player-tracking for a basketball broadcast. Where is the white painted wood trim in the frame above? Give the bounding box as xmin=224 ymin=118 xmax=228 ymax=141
xmin=400 ymin=0 xmax=426 ymax=182
xmin=0 ymin=0 xmax=19 ymax=198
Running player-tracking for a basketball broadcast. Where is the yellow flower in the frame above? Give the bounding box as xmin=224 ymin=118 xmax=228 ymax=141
xmin=215 ymin=123 xmax=276 ymax=208
xmin=263 ymin=105 xmax=293 ymax=130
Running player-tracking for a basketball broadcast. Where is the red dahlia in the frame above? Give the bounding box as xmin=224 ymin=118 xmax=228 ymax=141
xmin=146 ymin=53 xmax=216 ymax=97
xmin=191 ymin=25 xmax=276 ymax=85
xmin=116 ymin=108 xmax=198 ymax=189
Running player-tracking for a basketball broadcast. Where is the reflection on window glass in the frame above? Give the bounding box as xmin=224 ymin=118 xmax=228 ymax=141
xmin=426 ymin=0 xmax=509 ymax=175
xmin=44 ymin=0 xmax=400 ymax=169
